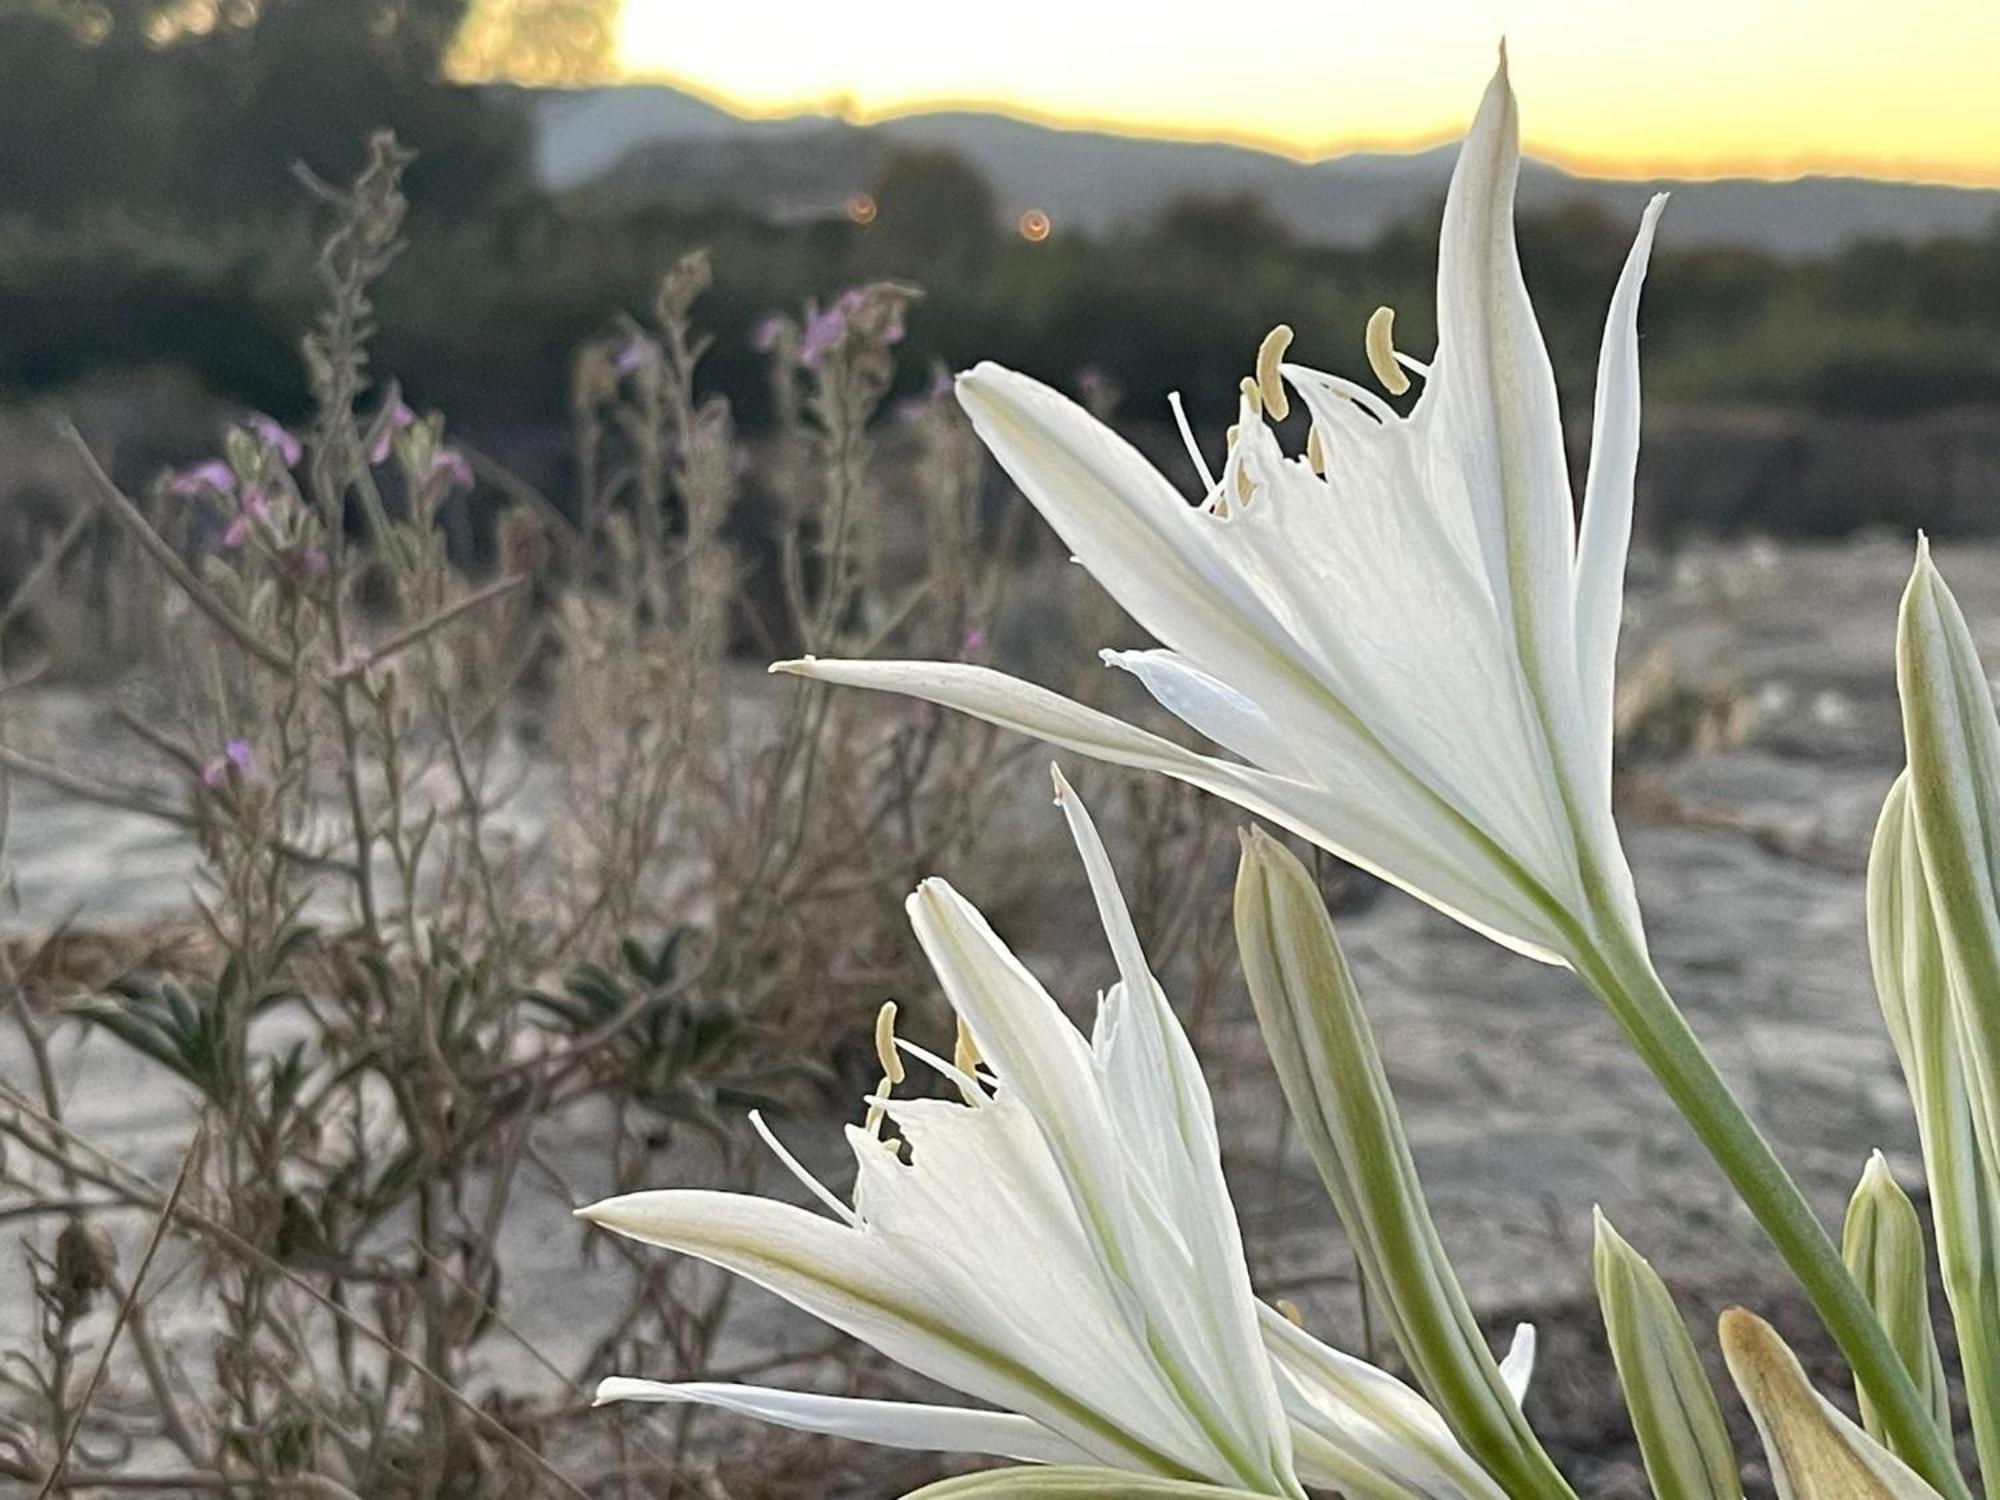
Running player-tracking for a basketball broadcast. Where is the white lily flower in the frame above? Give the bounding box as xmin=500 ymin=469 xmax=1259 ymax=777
xmin=579 ymin=772 xmax=1517 ymax=1500
xmin=775 ymin=54 xmax=1664 ymax=966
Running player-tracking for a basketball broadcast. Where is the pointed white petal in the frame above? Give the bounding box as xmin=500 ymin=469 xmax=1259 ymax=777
xmin=1574 ymin=194 xmax=1668 ymax=779
xmin=905 ymin=878 xmax=1135 ymax=1258
xmin=1103 ymin=650 xmax=1315 ymax=781
xmin=575 ymin=1189 xmax=1187 ymax=1475
xmin=593 ymin=1379 xmax=1099 ymax=1465
xmin=953 ymin=361 xmax=1307 ymax=704
xmin=1429 ymin=52 xmax=1578 ymax=702
xmin=1050 ymin=771 xmax=1299 ymax=1486
xmin=1498 ymin=1324 xmax=1537 ymax=1406
xmin=1260 ymin=1307 xmax=1509 ymax=1500
xmin=845 ymin=1101 xmax=1224 ymax=1475
xmin=775 ymin=657 xmax=1567 ymax=963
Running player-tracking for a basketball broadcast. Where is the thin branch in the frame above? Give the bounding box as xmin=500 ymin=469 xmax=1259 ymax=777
xmin=0 ymin=496 xmax=100 ymax=637
xmin=330 ymin=573 xmax=528 ymax=682
xmin=0 ymin=745 xmax=351 ymax=877
xmin=0 ymin=1084 xmax=592 ymax=1500
xmin=54 ymin=421 xmax=293 ymax=675
xmin=35 ymin=1129 xmax=199 ymax=1500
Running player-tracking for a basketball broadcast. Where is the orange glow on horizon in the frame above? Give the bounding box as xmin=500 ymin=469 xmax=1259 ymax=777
xmin=613 ymin=3 xmax=2000 ymax=189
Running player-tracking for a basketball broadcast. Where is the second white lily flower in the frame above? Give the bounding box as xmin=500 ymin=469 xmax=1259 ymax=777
xmin=580 ymin=772 xmax=1524 ymax=1500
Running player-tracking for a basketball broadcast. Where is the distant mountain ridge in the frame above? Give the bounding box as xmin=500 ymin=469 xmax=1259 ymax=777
xmin=504 ymin=82 xmax=2000 ymax=257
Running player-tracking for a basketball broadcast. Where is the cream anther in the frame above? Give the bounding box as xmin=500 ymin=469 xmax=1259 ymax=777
xmin=1255 ymin=325 xmax=1293 ymax=419
xmin=1365 ymin=306 xmax=1413 ymax=396
xmin=874 ymin=1000 xmax=906 ymax=1085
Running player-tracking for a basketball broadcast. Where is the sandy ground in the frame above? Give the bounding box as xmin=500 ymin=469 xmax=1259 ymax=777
xmin=5 ymin=533 xmax=1996 ymax=1489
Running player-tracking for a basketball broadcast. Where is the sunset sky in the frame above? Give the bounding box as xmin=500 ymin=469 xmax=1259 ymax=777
xmin=615 ymin=0 xmax=2000 ymax=185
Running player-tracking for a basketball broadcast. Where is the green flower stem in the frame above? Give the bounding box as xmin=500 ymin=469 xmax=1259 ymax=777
xmin=1571 ymin=919 xmax=1972 ymax=1500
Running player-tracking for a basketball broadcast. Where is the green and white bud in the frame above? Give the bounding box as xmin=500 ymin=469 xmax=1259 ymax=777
xmin=1591 ymin=1211 xmax=1742 ymax=1500
xmin=1881 ymin=545 xmax=2000 ymax=1492
xmin=1842 ymin=1153 xmax=1951 ymax=1457
xmin=1234 ymin=827 xmax=1571 ymax=1500
xmin=1896 ymin=540 xmax=2000 ymax=1167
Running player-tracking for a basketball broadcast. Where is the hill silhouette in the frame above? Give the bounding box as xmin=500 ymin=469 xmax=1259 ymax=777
xmin=517 ymin=81 xmax=2000 ymax=257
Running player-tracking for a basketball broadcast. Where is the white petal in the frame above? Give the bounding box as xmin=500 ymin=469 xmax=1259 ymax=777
xmin=1261 ymin=1307 xmax=1509 ymax=1500
xmin=1201 ymin=443 xmax=1577 ymax=896
xmin=593 ymin=1379 xmax=1099 ymax=1466
xmin=1103 ymin=650 xmax=1315 ymax=781
xmin=775 ymin=657 xmax=1567 ymax=963
xmin=904 ymin=877 xmax=1136 ymax=1262
xmin=1498 ymin=1323 xmax=1536 ymax=1406
xmin=1051 ymin=772 xmax=1300 ymax=1487
xmin=846 ymin=1101 xmax=1226 ymax=1477
xmin=1428 ymin=50 xmax=1578 ymax=705
xmin=1574 ymin=194 xmax=1668 ymax=780
xmin=954 ymin=362 xmax=1371 ymax=753
xmin=575 ymin=1188 xmax=1188 ymax=1474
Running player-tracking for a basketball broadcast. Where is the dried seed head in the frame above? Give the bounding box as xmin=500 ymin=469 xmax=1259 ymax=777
xmin=53 ymin=1220 xmax=117 ymax=1321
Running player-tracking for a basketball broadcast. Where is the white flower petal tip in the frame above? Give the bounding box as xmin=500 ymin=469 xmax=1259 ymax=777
xmin=593 ymin=1376 xmax=670 ymax=1408
xmin=768 ymin=655 xmax=819 ymax=676
xmin=1048 ymin=761 xmax=1074 ymax=804
xmin=1499 ymin=1324 xmax=1537 ymax=1405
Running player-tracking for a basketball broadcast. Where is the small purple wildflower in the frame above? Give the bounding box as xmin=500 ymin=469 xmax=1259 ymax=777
xmin=896 ymin=367 xmax=955 ymax=420
xmin=798 ymin=299 xmax=849 ymax=369
xmin=961 ymin=627 xmax=988 ymax=653
xmin=301 ymin=546 xmax=329 ymax=577
xmin=168 ymin=459 xmax=235 ymax=499
xmin=369 ymin=399 xmax=417 ymax=464
xmin=613 ymin=334 xmax=652 ymax=375
xmin=220 ymin=487 xmax=272 ymax=549
xmin=751 ymin=315 xmax=788 ymax=353
xmin=430 ymin=448 xmax=474 ymax=491
xmin=244 ymin=412 xmax=302 ymax=467
xmin=201 ymin=738 xmax=253 ymax=788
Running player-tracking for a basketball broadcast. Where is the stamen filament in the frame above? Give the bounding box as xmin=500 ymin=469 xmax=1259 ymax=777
xmin=1166 ymin=391 xmax=1218 ymax=494
xmin=751 ymin=1109 xmax=861 ymax=1226
xmin=896 ymin=1035 xmax=986 ymax=1105
xmin=863 ymin=1075 xmax=894 ymax=1138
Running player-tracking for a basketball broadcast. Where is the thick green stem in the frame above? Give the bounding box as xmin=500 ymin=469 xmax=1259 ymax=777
xmin=1572 ymin=924 xmax=1972 ymax=1500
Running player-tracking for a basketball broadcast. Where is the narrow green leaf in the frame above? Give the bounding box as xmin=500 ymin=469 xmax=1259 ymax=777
xmin=1591 ymin=1211 xmax=1742 ymax=1500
